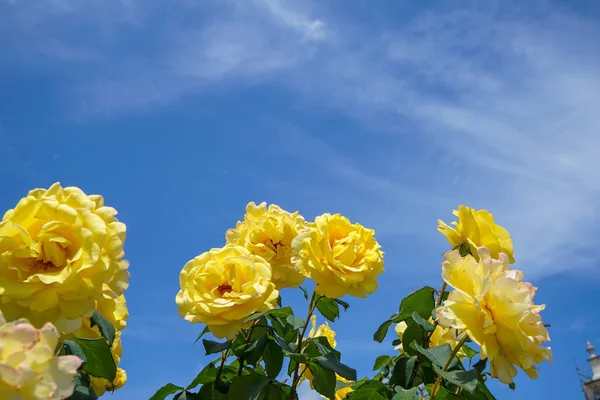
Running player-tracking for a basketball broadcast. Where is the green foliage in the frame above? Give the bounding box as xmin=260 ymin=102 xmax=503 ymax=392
xmin=71 ymin=338 xmax=117 ymax=381
xmin=151 ymin=285 xmax=500 ymax=400
xmin=90 ymin=310 xmax=116 ymax=347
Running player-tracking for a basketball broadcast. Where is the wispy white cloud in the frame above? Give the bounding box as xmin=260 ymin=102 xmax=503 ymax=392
xmin=4 ymin=0 xmax=600 ymax=277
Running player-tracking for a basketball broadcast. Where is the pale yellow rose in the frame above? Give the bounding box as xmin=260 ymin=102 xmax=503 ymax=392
xmin=0 ymin=312 xmax=82 ymax=400
xmin=437 ymin=205 xmax=514 ymax=263
xmin=0 ymin=183 xmax=129 ymax=334
xmin=176 ymin=244 xmax=279 ymax=339
xmin=437 ymin=248 xmax=551 ymax=384
xmin=292 ymin=214 xmax=384 ymax=298
xmin=394 ymin=321 xmax=408 ymax=351
xmin=226 ymin=202 xmax=307 ymax=289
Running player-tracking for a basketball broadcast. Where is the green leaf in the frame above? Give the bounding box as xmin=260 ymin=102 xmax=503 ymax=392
xmin=433 ymin=365 xmax=479 ymax=394
xmin=373 ymin=320 xmax=393 ymax=343
xmin=349 ymin=380 xmax=387 ymax=400
xmin=69 ymin=372 xmax=98 ymax=400
xmin=308 ymin=362 xmax=336 ymax=400
xmin=273 ymin=335 xmax=294 ymax=353
xmin=462 ymin=345 xmax=477 ymax=359
xmin=398 ymin=287 xmax=436 ymax=320
xmin=315 ymin=356 xmax=357 ymax=381
xmin=333 ymin=298 xmax=350 ymax=310
xmin=276 ymin=294 xmax=282 ymax=307
xmin=89 ymin=310 xmax=116 ymax=347
xmin=245 ymin=307 xmax=293 ymax=324
xmin=202 ymin=339 xmax=230 ymax=355
xmin=457 ymin=243 xmax=472 ymax=257
xmin=391 ymin=387 xmax=420 ymax=400
xmin=411 ymin=311 xmax=434 ymax=332
xmin=415 ymin=343 xmax=461 ymax=371
xmin=227 ymin=374 xmax=270 ymax=400
xmin=508 ymin=382 xmax=515 ymax=390
xmin=62 ymin=340 xmax=87 ymax=364
xmin=399 ymin=322 xmax=424 ymax=356
xmin=149 ymin=383 xmax=184 ymax=400
xmin=373 ymin=355 xmax=391 ymax=371
xmin=428 ymin=387 xmax=462 ymax=399
xmin=316 ymin=297 xmax=340 ymax=322
xmin=264 ymin=341 xmax=284 ymax=379
xmin=473 ymin=358 xmax=487 ymax=375
xmin=196 ymin=382 xmax=215 ymax=399
xmin=175 ymin=391 xmax=202 ymax=400
xmin=299 ymin=286 xmax=309 ymax=300
xmin=236 ymin=334 xmax=268 ymax=366
xmin=286 ymin=315 xmax=305 ymax=331
xmin=72 ymin=338 xmax=117 ymax=381
xmin=194 ymin=326 xmax=211 ymax=344
xmin=389 ymin=356 xmax=416 ymax=389
xmin=186 ymin=362 xmax=218 ymax=390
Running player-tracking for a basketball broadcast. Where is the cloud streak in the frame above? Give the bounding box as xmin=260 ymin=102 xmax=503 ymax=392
xmin=3 ymin=0 xmax=600 ymax=277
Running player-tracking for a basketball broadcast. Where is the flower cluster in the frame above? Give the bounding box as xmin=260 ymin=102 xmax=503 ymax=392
xmin=176 ymin=202 xmax=384 ymax=339
xmin=436 ymin=206 xmax=551 ymax=384
xmin=0 ymin=183 xmax=130 ymax=395
xmin=0 ymin=312 xmax=82 ymax=400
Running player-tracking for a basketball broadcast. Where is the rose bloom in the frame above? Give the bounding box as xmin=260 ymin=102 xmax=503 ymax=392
xmin=292 ymin=214 xmax=384 ymax=298
xmin=226 ymin=202 xmax=307 ymax=289
xmin=437 ymin=205 xmax=514 ymax=263
xmin=0 ymin=183 xmax=129 ymax=334
xmin=176 ymin=245 xmax=279 ymax=339
xmin=437 ymin=248 xmax=551 ymax=384
xmin=0 ymin=312 xmax=82 ymax=400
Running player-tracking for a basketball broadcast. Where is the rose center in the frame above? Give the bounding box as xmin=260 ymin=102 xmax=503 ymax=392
xmin=217 ymin=284 xmax=233 ymax=296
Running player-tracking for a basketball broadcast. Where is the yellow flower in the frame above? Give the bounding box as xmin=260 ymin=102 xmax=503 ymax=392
xmin=0 ymin=312 xmax=82 ymax=400
xmin=226 ymin=202 xmax=307 ymax=289
xmin=176 ymin=244 xmax=279 ymax=339
xmin=436 ymin=247 xmax=551 ymax=384
xmin=437 ymin=205 xmax=514 ymax=263
xmin=0 ymin=183 xmax=129 ymax=334
xmin=90 ymin=367 xmax=127 ymax=396
xmin=292 ymin=214 xmax=384 ymax=298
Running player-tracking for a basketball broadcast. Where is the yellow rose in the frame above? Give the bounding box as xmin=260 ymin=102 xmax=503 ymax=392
xmin=437 ymin=205 xmax=514 ymax=263
xmin=292 ymin=214 xmax=384 ymax=298
xmin=176 ymin=244 xmax=279 ymax=339
xmin=0 ymin=312 xmax=82 ymax=400
xmin=437 ymin=248 xmax=551 ymax=384
xmin=226 ymin=202 xmax=307 ymax=289
xmin=90 ymin=367 xmax=127 ymax=396
xmin=0 ymin=183 xmax=129 ymax=334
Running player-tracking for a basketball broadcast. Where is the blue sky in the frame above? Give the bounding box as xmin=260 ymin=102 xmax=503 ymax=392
xmin=1 ymin=0 xmax=600 ymax=398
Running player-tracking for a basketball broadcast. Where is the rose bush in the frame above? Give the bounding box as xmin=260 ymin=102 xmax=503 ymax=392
xmin=0 ymin=184 xmax=551 ymax=400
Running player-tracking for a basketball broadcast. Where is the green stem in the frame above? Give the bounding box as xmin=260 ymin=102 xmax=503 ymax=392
xmin=237 ymin=321 xmax=258 ymax=376
xmin=290 ymin=291 xmax=318 ymax=392
xmin=215 ymin=348 xmax=230 ymax=382
xmin=430 ymin=335 xmax=468 ymax=399
xmin=407 ymin=283 xmax=448 ymax=387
